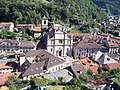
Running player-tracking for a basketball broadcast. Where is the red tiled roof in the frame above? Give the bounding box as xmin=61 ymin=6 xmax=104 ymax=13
xmin=115 ymin=30 xmax=120 ymax=33
xmin=108 ymin=38 xmax=120 ymax=43
xmin=107 ymin=41 xmax=119 ymax=47
xmin=16 ymin=24 xmax=35 ymax=27
xmin=32 ymin=26 xmax=41 ymax=32
xmin=105 ymin=62 xmax=120 ymax=70
xmin=85 ymin=78 xmax=106 ymax=86
xmin=67 ymin=33 xmax=91 ymax=37
xmin=0 ymin=72 xmax=21 ymax=85
xmin=79 ymin=58 xmax=99 ymax=74
xmin=0 ymin=63 xmax=13 ymax=69
xmin=0 ymin=22 xmax=14 ymax=25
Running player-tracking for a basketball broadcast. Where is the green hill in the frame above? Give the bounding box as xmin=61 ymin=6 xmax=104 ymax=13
xmin=92 ymin=0 xmax=120 ymax=15
xmin=0 ymin=0 xmax=107 ymax=25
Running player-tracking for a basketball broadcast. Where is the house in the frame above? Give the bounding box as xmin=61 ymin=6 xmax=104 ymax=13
xmin=79 ymin=58 xmax=99 ymax=74
xmin=105 ymin=41 xmax=119 ymax=54
xmin=0 ymin=72 xmax=21 ymax=86
xmin=37 ymin=17 xmax=73 ymax=57
xmin=0 ymin=61 xmax=19 ymax=74
xmin=0 ymin=39 xmax=36 ymax=53
xmin=108 ymin=15 xmax=120 ymax=25
xmin=0 ymin=22 xmax=14 ymax=32
xmin=102 ymin=62 xmax=120 ymax=71
xmin=21 ymin=50 xmax=66 ymax=80
xmin=85 ymin=78 xmax=108 ymax=90
xmin=16 ymin=24 xmax=35 ymax=30
xmin=72 ymin=41 xmax=105 ymax=59
xmin=31 ymin=26 xmax=41 ymax=37
xmin=95 ymin=51 xmax=117 ymax=65
xmin=42 ymin=69 xmax=73 ymax=82
xmin=114 ymin=30 xmax=120 ymax=36
xmin=66 ymin=63 xmax=85 ymax=79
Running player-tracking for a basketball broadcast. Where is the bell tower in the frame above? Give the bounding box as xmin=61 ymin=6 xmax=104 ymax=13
xmin=41 ymin=16 xmax=48 ymax=30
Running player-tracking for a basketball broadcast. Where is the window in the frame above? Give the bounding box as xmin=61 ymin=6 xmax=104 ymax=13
xmin=107 ymin=58 xmax=110 ymax=61
xmin=44 ymin=20 xmax=46 ymax=24
xmin=51 ymin=48 xmax=53 ymax=52
xmin=56 ymin=67 xmax=57 ymax=70
xmin=59 ymin=40 xmax=63 ymax=43
xmin=52 ymin=68 xmax=54 ymax=72
xmin=41 ymin=54 xmax=45 ymax=57
xmin=61 ymin=65 xmax=63 ymax=68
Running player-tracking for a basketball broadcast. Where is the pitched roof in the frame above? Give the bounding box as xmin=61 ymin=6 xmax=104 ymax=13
xmin=85 ymin=78 xmax=107 ymax=87
xmin=0 ymin=63 xmax=13 ymax=69
xmin=42 ymin=69 xmax=73 ymax=82
xmin=0 ymin=39 xmax=36 ymax=48
xmin=103 ymin=62 xmax=120 ymax=70
xmin=67 ymin=63 xmax=85 ymax=78
xmin=0 ymin=39 xmax=19 ymax=44
xmin=115 ymin=30 xmax=120 ymax=33
xmin=42 ymin=16 xmax=48 ymax=20
xmin=96 ymin=53 xmax=117 ymax=65
xmin=23 ymin=50 xmax=65 ymax=77
xmin=0 ymin=72 xmax=21 ymax=86
xmin=74 ymin=41 xmax=103 ymax=49
xmin=19 ymin=40 xmax=36 ymax=47
xmin=67 ymin=33 xmax=91 ymax=37
xmin=106 ymin=41 xmax=119 ymax=47
xmin=0 ymin=22 xmax=14 ymax=25
xmin=79 ymin=58 xmax=99 ymax=74
xmin=25 ymin=50 xmax=65 ymax=68
xmin=32 ymin=26 xmax=41 ymax=32
xmin=22 ymin=60 xmax=46 ymax=77
xmin=16 ymin=24 xmax=35 ymax=27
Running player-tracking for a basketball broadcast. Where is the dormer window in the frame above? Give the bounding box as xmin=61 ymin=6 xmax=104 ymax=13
xmin=107 ymin=58 xmax=110 ymax=61
xmin=41 ymin=54 xmax=45 ymax=57
xmin=36 ymin=68 xmax=38 ymax=70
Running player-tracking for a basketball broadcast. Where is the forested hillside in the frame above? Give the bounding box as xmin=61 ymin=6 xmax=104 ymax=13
xmin=92 ymin=0 xmax=120 ymax=15
xmin=0 ymin=0 xmax=107 ymax=25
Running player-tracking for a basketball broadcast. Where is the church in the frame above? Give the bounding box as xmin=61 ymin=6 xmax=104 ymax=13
xmin=37 ymin=16 xmax=73 ymax=57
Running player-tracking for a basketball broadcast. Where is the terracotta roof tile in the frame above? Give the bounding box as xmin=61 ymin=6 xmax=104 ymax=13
xmin=79 ymin=58 xmax=99 ymax=74
xmin=85 ymin=78 xmax=107 ymax=86
xmin=67 ymin=33 xmax=91 ymax=37
xmin=0 ymin=63 xmax=13 ymax=69
xmin=0 ymin=72 xmax=21 ymax=85
xmin=16 ymin=24 xmax=35 ymax=27
xmin=32 ymin=26 xmax=41 ymax=32
xmin=0 ymin=22 xmax=14 ymax=25
xmin=104 ymin=62 xmax=120 ymax=70
xmin=107 ymin=41 xmax=119 ymax=47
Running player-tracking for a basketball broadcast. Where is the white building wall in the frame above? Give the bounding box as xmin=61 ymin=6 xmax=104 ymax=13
xmin=46 ymin=64 xmax=64 ymax=73
xmin=9 ymin=23 xmax=14 ymax=32
xmin=47 ymin=30 xmax=73 ymax=57
xmin=0 ymin=68 xmax=13 ymax=74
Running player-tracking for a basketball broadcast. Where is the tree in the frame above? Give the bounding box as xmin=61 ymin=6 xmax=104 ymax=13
xmin=6 ymin=75 xmax=29 ymax=90
xmin=110 ymin=69 xmax=120 ymax=85
xmin=30 ymin=78 xmax=51 ymax=88
xmin=97 ymin=67 xmax=102 ymax=74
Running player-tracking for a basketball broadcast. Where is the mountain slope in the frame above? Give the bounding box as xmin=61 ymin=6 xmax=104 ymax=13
xmin=0 ymin=0 xmax=107 ymax=25
xmin=92 ymin=0 xmax=120 ymax=15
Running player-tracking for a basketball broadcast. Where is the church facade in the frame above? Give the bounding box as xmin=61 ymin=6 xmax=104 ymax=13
xmin=37 ymin=16 xmax=73 ymax=57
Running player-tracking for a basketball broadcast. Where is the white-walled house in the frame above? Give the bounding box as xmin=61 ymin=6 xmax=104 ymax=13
xmin=73 ymin=41 xmax=105 ymax=59
xmin=0 ymin=62 xmax=18 ymax=74
xmin=0 ymin=22 xmax=14 ymax=32
xmin=0 ymin=39 xmax=36 ymax=53
xmin=21 ymin=50 xmax=66 ymax=80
